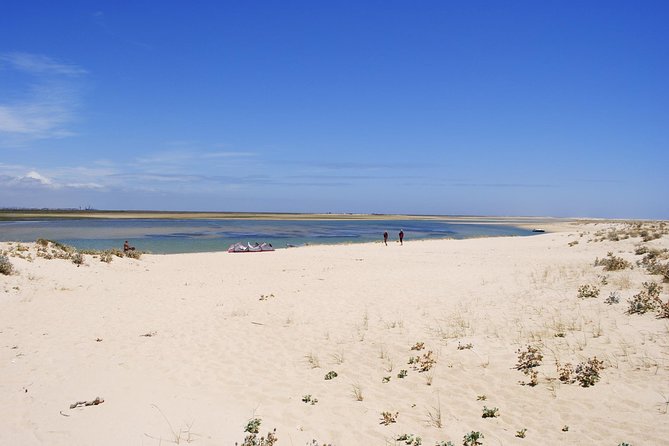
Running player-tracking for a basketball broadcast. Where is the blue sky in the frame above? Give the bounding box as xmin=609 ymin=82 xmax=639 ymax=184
xmin=1 ymin=1 xmax=667 ymax=218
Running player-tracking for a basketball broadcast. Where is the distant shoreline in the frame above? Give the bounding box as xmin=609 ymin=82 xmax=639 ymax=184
xmin=0 ymin=209 xmax=572 ymax=223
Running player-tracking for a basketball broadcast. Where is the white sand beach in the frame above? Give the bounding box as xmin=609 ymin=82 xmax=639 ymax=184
xmin=1 ymin=220 xmax=668 ymax=446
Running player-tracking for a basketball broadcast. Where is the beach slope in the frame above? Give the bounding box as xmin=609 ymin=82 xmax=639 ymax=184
xmin=1 ymin=221 xmax=668 ymax=445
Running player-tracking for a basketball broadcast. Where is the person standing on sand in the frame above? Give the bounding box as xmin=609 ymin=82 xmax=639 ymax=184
xmin=383 ymin=231 xmax=388 ymax=246
xmin=399 ymin=229 xmax=404 ymax=245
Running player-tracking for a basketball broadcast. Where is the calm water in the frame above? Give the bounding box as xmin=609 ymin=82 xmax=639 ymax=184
xmin=0 ymin=218 xmax=536 ymax=254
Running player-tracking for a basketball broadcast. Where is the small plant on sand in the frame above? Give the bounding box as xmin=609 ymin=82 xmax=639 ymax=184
xmin=515 ymin=429 xmax=527 ymax=438
xmin=605 ymin=291 xmax=621 ymax=305
xmin=462 ymin=431 xmax=484 ymax=446
xmin=516 ymin=345 xmax=542 ymax=386
xmin=658 ymin=300 xmax=669 ymax=319
xmin=409 ymin=350 xmax=436 ymax=372
xmin=476 ymin=395 xmax=487 ymax=401
xmin=324 ymin=370 xmax=338 ymax=380
xmin=235 ymin=418 xmax=278 ymax=446
xmin=595 ymin=252 xmax=631 ymax=271
xmin=637 ymin=247 xmax=669 ymax=282
xmin=124 ymin=249 xmax=142 ymax=259
xmin=301 ymin=394 xmax=318 ymax=405
xmin=351 ymin=384 xmax=364 ymax=401
xmin=557 ymin=363 xmax=575 ymax=384
xmin=562 ymin=425 xmax=569 ymax=432
xmin=427 ymin=395 xmax=443 ymax=428
xmin=382 ymin=376 xmax=391 ymax=383
xmin=396 ymin=433 xmax=422 ymax=445
xmin=568 ymin=240 xmax=579 ymax=247
xmin=574 ymin=357 xmax=604 ymax=387
xmin=435 ymin=442 xmax=454 ymax=446
xmin=457 ymin=342 xmax=474 ymax=350
xmin=71 ymin=252 xmax=84 ymax=266
xmin=305 ymin=353 xmax=320 ymax=368
xmin=397 ymin=369 xmax=408 ymax=378
xmin=627 ymin=282 xmax=662 ymax=315
xmin=379 ymin=411 xmax=398 ymax=425
xmin=577 ymin=284 xmax=600 ymax=299
xmin=481 ymin=406 xmax=499 ymax=418
xmin=100 ymin=251 xmax=113 ymax=263
xmin=411 ymin=342 xmax=425 ymax=351
xmin=0 ymin=255 xmax=15 ymax=275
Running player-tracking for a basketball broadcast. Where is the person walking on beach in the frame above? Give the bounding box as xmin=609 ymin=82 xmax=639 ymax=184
xmin=399 ymin=229 xmax=404 ymax=245
xmin=383 ymin=231 xmax=388 ymax=246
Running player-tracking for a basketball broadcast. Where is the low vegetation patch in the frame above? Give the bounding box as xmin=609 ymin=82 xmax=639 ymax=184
xmin=558 ymin=357 xmax=605 ymax=387
xmin=575 ymin=357 xmax=605 ymax=387
xmin=0 ymin=255 xmax=15 ymax=275
xmin=301 ymin=394 xmax=318 ymax=405
xmin=481 ymin=406 xmax=499 ymax=418
xmin=463 ymin=431 xmax=484 ymax=446
xmin=636 ymin=247 xmax=669 ymax=282
xmin=591 ymin=222 xmax=668 ymax=243
xmin=235 ymin=418 xmax=277 ymax=446
xmin=396 ymin=433 xmax=422 ymax=445
xmin=605 ymin=291 xmax=620 ymax=305
xmin=379 ymin=411 xmax=398 ymax=425
xmin=595 ymin=252 xmax=631 ymax=271
xmin=516 ymin=345 xmax=542 ymax=386
xmin=627 ymin=282 xmax=663 ymax=315
xmin=408 ymin=350 xmax=436 ymax=372
xmin=577 ymin=284 xmax=600 ymax=299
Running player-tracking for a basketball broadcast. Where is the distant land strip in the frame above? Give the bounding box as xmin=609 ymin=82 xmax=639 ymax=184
xmin=0 ymin=209 xmax=573 ymax=225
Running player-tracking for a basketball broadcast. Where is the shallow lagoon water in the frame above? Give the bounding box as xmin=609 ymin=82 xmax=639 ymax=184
xmin=0 ymin=218 xmax=536 ymax=254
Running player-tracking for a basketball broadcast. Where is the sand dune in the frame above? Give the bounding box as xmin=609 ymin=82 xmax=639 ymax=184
xmin=1 ymin=221 xmax=668 ymax=445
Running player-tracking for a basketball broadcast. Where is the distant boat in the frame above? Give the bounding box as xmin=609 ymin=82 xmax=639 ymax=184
xmin=227 ymin=242 xmax=275 ymax=253
xmin=532 ymin=229 xmax=546 ymax=233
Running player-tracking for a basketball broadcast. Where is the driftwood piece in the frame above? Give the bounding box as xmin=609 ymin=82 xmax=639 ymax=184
xmin=69 ymin=396 xmax=104 ymax=409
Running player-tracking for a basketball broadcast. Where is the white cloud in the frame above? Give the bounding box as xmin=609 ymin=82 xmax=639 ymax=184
xmin=23 ymin=170 xmax=53 ymax=185
xmin=0 ymin=52 xmax=85 ymax=146
xmin=0 ymin=165 xmax=106 ymax=192
xmin=0 ymin=52 xmax=87 ymax=77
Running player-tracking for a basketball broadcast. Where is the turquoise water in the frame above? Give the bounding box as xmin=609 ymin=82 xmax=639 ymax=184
xmin=0 ymin=218 xmax=536 ymax=254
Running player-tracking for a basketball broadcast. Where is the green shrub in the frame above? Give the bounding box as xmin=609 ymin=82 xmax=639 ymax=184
xmin=71 ymin=252 xmax=85 ymax=266
xmin=627 ymin=282 xmax=662 ymax=315
xmin=236 ymin=418 xmax=277 ymax=446
xmin=463 ymin=431 xmax=484 ymax=446
xmin=577 ymin=284 xmax=600 ymax=299
xmin=481 ymin=406 xmax=499 ymax=418
xmin=125 ymin=249 xmax=142 ymax=260
xmin=100 ymin=251 xmax=113 ymax=263
xmin=396 ymin=433 xmax=422 ymax=445
xmin=595 ymin=252 xmax=631 ymax=271
xmin=575 ymin=357 xmax=604 ymax=387
xmin=0 ymin=255 xmax=15 ymax=275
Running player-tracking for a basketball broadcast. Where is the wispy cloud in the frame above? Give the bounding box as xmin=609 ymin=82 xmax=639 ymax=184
xmin=0 ymin=162 xmax=109 ymax=191
xmin=0 ymin=52 xmax=87 ymax=76
xmin=0 ymin=52 xmax=86 ymax=146
xmin=134 ymin=149 xmax=256 ymax=165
